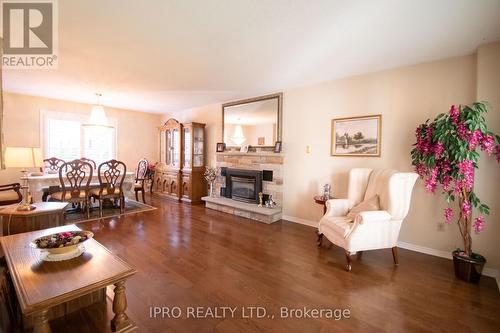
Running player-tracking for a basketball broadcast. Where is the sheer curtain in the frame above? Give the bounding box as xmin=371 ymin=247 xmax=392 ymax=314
xmin=0 ymin=37 xmax=4 ymax=170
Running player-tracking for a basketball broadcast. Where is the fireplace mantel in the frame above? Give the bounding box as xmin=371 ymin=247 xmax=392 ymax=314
xmin=216 ymin=151 xmax=284 ymax=157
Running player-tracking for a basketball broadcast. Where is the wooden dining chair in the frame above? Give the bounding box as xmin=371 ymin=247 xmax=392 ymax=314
xmin=80 ymin=157 xmax=97 ymax=170
xmin=43 ymin=157 xmax=65 ymax=173
xmin=133 ymin=158 xmax=148 ymax=203
xmin=41 ymin=157 xmax=66 ymax=201
xmin=49 ymin=160 xmax=93 ymax=218
xmin=90 ymin=160 xmax=127 ymax=217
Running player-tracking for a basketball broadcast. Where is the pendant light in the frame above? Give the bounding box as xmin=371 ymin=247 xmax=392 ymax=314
xmin=231 ymin=124 xmax=246 ymax=145
xmin=83 ymin=93 xmax=113 ymax=128
xmin=230 ymin=118 xmax=246 ymax=145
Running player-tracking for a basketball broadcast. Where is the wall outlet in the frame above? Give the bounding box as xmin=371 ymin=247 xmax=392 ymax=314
xmin=306 ymin=145 xmax=311 ymax=154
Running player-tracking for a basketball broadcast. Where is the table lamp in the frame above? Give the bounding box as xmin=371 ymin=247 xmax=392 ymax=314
xmin=5 ymin=147 xmax=43 ymax=211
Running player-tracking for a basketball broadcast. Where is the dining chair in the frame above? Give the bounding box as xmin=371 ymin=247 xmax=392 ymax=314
xmin=80 ymin=157 xmax=97 ymax=170
xmin=134 ymin=158 xmax=148 ymax=203
xmin=43 ymin=157 xmax=65 ymax=173
xmin=41 ymin=157 xmax=66 ymax=201
xmin=90 ymin=160 xmax=127 ymax=217
xmin=49 ymin=160 xmax=93 ymax=218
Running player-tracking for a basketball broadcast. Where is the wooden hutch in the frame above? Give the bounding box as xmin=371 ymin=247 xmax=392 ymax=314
xmin=155 ymin=119 xmax=206 ymax=203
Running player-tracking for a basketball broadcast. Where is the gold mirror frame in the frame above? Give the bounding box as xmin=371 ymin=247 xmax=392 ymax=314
xmin=222 ymin=93 xmax=283 ymax=148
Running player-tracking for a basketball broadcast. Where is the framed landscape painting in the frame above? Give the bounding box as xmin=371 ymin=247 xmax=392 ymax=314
xmin=331 ymin=115 xmax=381 ymax=156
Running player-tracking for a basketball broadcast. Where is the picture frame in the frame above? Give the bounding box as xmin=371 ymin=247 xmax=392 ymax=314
xmin=216 ymin=142 xmax=226 ymax=152
xmin=240 ymin=144 xmax=250 ymax=153
xmin=331 ymin=115 xmax=381 ymax=157
xmin=274 ymin=141 xmax=282 ymax=153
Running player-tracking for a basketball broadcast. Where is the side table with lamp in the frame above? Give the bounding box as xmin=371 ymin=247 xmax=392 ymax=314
xmin=0 ymin=148 xmax=70 ymax=236
xmin=4 ymin=147 xmax=43 ymax=211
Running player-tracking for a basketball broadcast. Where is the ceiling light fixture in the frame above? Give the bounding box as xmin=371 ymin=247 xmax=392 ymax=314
xmin=231 ymin=124 xmax=246 ymax=146
xmin=83 ymin=93 xmax=113 ymax=128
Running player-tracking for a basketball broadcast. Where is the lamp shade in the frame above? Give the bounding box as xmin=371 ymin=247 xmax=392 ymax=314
xmin=83 ymin=105 xmax=113 ymax=128
xmin=231 ymin=125 xmax=246 ymax=145
xmin=5 ymin=147 xmax=43 ymax=168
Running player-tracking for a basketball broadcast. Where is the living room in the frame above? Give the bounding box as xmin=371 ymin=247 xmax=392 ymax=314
xmin=0 ymin=1 xmax=499 ymax=332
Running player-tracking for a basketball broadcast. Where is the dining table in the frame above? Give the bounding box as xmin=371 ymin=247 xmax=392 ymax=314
xmin=24 ymin=172 xmax=136 ymax=203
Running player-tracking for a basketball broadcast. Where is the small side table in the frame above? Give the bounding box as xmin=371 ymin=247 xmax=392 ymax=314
xmin=0 ymin=202 xmax=68 ymax=236
xmin=314 ymin=195 xmax=329 ymax=215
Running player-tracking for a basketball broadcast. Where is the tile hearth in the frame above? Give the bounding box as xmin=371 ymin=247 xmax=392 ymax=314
xmin=202 ymin=196 xmax=282 ymax=224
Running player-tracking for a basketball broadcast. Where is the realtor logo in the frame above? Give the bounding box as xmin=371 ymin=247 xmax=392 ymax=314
xmin=1 ymin=0 xmax=58 ymax=68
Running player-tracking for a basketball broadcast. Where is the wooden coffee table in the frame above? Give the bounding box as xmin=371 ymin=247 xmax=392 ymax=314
xmin=0 ymin=225 xmax=137 ymax=332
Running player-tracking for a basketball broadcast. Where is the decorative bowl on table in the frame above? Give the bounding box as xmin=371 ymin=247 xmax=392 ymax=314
xmin=30 ymin=231 xmax=94 ymax=261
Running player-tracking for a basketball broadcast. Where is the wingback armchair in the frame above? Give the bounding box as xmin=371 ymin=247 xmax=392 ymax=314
xmin=317 ymin=168 xmax=418 ymax=271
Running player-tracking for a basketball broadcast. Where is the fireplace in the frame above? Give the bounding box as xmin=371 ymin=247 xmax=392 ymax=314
xmin=224 ymin=169 xmax=263 ymax=204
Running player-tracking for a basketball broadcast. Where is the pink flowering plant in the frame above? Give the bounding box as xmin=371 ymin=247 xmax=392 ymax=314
xmin=411 ymin=102 xmax=500 ymax=258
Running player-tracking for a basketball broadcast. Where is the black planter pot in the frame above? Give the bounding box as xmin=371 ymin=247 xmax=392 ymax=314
xmin=452 ymin=250 xmax=486 ymax=283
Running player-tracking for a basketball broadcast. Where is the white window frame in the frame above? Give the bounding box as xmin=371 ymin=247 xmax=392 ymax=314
xmin=40 ymin=110 xmax=118 ymax=163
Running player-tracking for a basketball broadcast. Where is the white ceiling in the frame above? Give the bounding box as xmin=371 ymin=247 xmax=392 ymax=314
xmin=3 ymin=0 xmax=500 ymax=114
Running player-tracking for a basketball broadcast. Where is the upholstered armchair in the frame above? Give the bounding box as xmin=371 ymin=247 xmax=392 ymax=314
xmin=0 ymin=183 xmax=22 ymax=206
xmin=317 ymin=168 xmax=418 ymax=271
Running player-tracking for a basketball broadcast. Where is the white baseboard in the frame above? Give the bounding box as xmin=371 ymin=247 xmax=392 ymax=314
xmin=282 ymin=215 xmax=499 ymax=290
xmin=282 ymin=215 xmax=317 ymax=227
xmin=398 ymin=241 xmax=499 ymax=288
xmin=397 ymin=241 xmax=452 ymax=259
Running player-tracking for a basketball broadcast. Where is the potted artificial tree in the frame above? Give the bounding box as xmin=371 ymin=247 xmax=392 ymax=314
xmin=411 ymin=102 xmax=499 ymax=283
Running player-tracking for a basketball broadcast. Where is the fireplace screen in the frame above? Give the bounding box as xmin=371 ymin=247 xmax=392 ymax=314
xmin=231 ymin=176 xmax=256 ymax=203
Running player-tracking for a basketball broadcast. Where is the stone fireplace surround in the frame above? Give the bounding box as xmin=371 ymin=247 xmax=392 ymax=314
xmin=202 ymin=151 xmax=283 ymax=223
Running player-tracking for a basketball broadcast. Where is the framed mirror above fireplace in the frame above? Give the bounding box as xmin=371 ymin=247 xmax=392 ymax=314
xmin=222 ymin=93 xmax=282 ymax=148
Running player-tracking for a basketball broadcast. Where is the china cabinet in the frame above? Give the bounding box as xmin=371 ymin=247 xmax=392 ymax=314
xmin=156 ymin=118 xmax=183 ymax=200
xmin=181 ymin=122 xmax=206 ymax=203
xmin=156 ymin=119 xmax=206 ymax=202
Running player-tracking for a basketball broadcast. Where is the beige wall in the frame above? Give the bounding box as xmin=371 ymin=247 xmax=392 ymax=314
xmin=282 ymin=55 xmax=476 ymax=255
xmin=0 ymin=92 xmax=161 ymax=183
xmin=165 ymin=45 xmax=500 ymax=272
xmin=473 ymin=43 xmax=500 ymax=271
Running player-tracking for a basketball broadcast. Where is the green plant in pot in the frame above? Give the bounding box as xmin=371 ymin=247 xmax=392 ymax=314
xmin=411 ymin=102 xmax=500 ymax=283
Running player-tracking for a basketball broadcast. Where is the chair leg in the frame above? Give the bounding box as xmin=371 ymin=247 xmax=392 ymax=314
xmin=85 ymin=200 xmax=90 ymax=219
xmin=120 ymin=195 xmax=125 ymax=214
xmin=135 ymin=190 xmax=139 ymax=202
xmin=141 ymin=189 xmax=146 ymax=203
xmin=345 ymin=251 xmax=352 ymax=272
xmin=392 ymin=247 xmax=399 ymax=266
xmin=99 ymin=199 xmax=103 ymax=218
xmin=316 ymin=231 xmax=323 ymax=247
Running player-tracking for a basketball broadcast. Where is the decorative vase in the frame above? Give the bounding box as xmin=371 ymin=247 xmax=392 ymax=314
xmin=452 ymin=250 xmax=486 ymax=284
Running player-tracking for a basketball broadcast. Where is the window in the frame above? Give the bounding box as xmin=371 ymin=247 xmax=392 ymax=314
xmin=46 ymin=118 xmax=81 ymax=160
xmin=83 ymin=126 xmax=116 ymax=163
xmin=42 ymin=111 xmax=117 ymax=165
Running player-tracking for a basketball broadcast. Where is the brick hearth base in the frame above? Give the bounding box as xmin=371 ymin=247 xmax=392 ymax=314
xmin=202 ymin=196 xmax=282 ymax=224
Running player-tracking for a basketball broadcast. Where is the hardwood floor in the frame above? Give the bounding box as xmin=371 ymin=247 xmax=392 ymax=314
xmin=41 ymin=196 xmax=500 ymax=332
